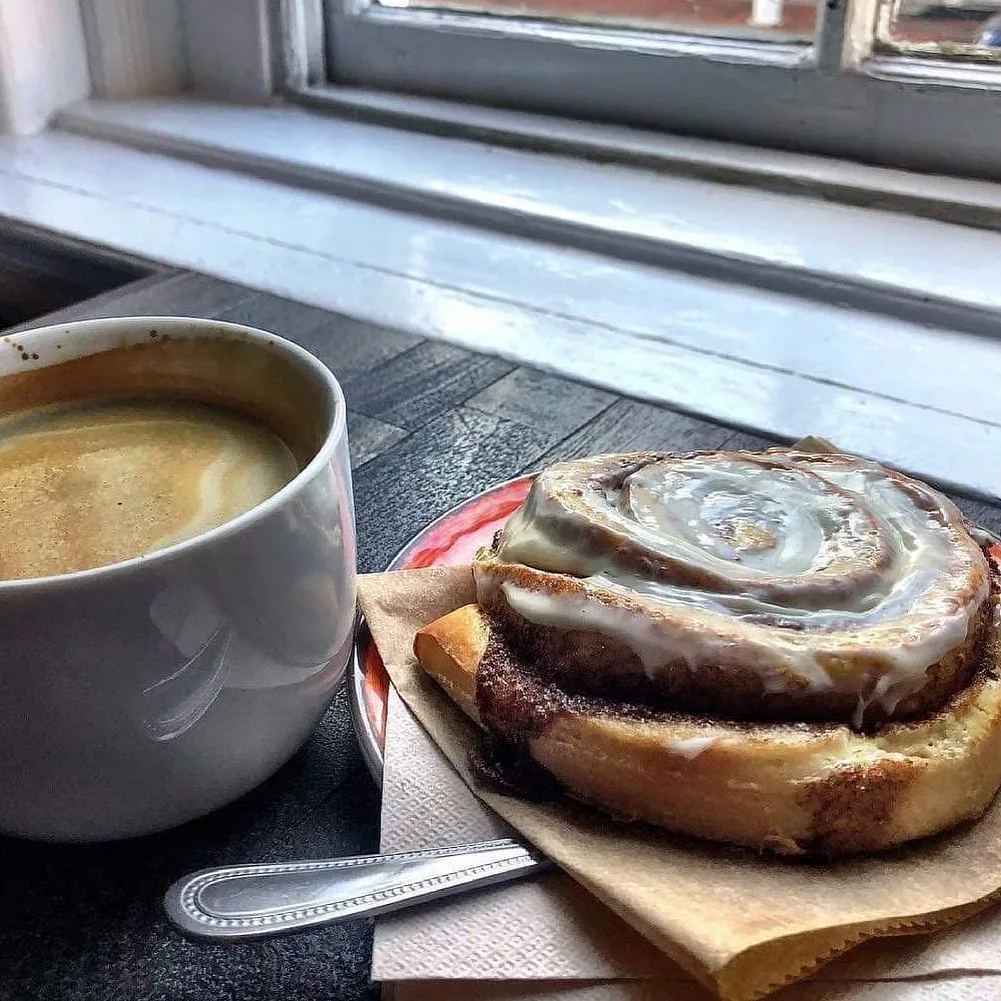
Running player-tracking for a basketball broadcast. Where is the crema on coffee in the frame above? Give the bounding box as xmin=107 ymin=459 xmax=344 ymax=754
xmin=0 ymin=398 xmax=298 ymax=580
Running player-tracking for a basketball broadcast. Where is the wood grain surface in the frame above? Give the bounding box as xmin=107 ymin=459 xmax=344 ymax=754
xmin=2 ymin=265 xmax=998 ymax=1001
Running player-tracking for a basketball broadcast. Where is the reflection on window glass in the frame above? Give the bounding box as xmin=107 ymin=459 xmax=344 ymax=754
xmin=378 ymin=0 xmax=820 ymax=41
xmin=880 ymin=0 xmax=1001 ymax=53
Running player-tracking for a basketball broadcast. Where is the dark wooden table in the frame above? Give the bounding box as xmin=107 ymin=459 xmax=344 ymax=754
xmin=3 ymin=268 xmax=1000 ymax=1001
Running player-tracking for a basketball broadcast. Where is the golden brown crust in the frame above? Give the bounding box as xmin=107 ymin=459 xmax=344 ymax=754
xmin=413 ymin=604 xmax=484 ymax=723
xmin=415 ymin=603 xmax=1001 ymax=857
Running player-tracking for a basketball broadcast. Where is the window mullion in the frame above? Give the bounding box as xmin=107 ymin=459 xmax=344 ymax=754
xmin=814 ymin=0 xmax=850 ymax=71
xmin=839 ymin=0 xmax=880 ymax=68
xmin=273 ymin=0 xmax=328 ymax=92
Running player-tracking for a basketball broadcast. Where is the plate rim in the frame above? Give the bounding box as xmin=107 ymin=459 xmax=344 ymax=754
xmin=348 ymin=616 xmax=386 ymax=788
xmin=349 ymin=473 xmax=535 ymax=787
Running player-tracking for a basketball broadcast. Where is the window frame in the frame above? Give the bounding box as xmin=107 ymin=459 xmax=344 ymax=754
xmin=315 ymin=0 xmax=1001 ymax=179
xmin=7 ymin=0 xmax=1001 ymax=183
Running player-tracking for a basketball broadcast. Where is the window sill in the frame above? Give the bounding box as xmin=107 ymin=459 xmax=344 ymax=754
xmin=1 ymin=95 xmax=1000 ymax=500
xmin=290 ymin=81 xmax=1001 ymax=234
xmin=56 ymin=96 xmax=1001 ymax=326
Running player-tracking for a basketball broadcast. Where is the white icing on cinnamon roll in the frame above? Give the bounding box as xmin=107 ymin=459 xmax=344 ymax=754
xmin=474 ymin=451 xmax=990 ymax=725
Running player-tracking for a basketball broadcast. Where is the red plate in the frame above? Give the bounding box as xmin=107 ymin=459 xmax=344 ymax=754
xmin=350 ymin=476 xmax=533 ymax=784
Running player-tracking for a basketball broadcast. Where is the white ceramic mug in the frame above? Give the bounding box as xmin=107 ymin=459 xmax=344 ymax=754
xmin=0 ymin=316 xmax=356 ymax=841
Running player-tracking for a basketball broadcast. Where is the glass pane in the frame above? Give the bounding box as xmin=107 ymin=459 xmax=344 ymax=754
xmin=377 ymin=0 xmax=820 ymax=40
xmin=879 ymin=0 xmax=1001 ymax=53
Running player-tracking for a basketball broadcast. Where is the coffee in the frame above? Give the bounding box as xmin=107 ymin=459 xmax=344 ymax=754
xmin=0 ymin=398 xmax=298 ymax=581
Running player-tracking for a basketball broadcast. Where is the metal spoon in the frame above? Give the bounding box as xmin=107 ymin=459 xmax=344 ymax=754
xmin=164 ymin=838 xmax=548 ymax=939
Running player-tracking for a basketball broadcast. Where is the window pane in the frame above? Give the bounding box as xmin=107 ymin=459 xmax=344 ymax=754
xmin=879 ymin=0 xmax=1001 ymax=52
xmin=376 ymin=0 xmax=819 ymax=40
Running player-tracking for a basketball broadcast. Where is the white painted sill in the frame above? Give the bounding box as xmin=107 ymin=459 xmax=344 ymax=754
xmin=55 ymin=97 xmax=1001 ymax=333
xmin=2 ymin=96 xmax=1001 ymax=501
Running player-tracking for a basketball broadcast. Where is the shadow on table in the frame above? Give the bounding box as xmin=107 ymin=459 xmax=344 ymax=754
xmin=0 ymin=689 xmax=382 ymax=1001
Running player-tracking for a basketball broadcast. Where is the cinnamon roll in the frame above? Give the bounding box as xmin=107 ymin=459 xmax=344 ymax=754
xmin=414 ymin=450 xmax=1001 ymax=855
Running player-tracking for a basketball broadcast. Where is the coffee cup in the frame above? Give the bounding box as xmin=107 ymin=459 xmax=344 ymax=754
xmin=0 ymin=316 xmax=356 ymax=840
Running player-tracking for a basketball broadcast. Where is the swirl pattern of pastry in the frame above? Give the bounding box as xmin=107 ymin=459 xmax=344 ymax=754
xmin=474 ymin=451 xmax=991 ymax=729
xmin=415 ymin=448 xmax=1001 ymax=855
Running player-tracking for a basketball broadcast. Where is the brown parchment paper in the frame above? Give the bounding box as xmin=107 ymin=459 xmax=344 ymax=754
xmin=372 ymin=652 xmax=1001 ymax=1001
xmin=357 ymin=434 xmax=1001 ymax=1001
xmin=374 ymin=686 xmax=682 ymax=985
xmin=358 ymin=565 xmax=1001 ymax=1001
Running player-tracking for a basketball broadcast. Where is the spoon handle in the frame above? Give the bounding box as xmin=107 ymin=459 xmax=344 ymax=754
xmin=164 ymin=838 xmax=548 ymax=939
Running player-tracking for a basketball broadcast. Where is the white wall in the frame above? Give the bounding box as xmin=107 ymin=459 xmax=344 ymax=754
xmin=180 ymin=0 xmax=273 ymax=102
xmin=0 ymin=0 xmax=90 ymax=134
xmin=79 ymin=0 xmax=187 ymax=100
